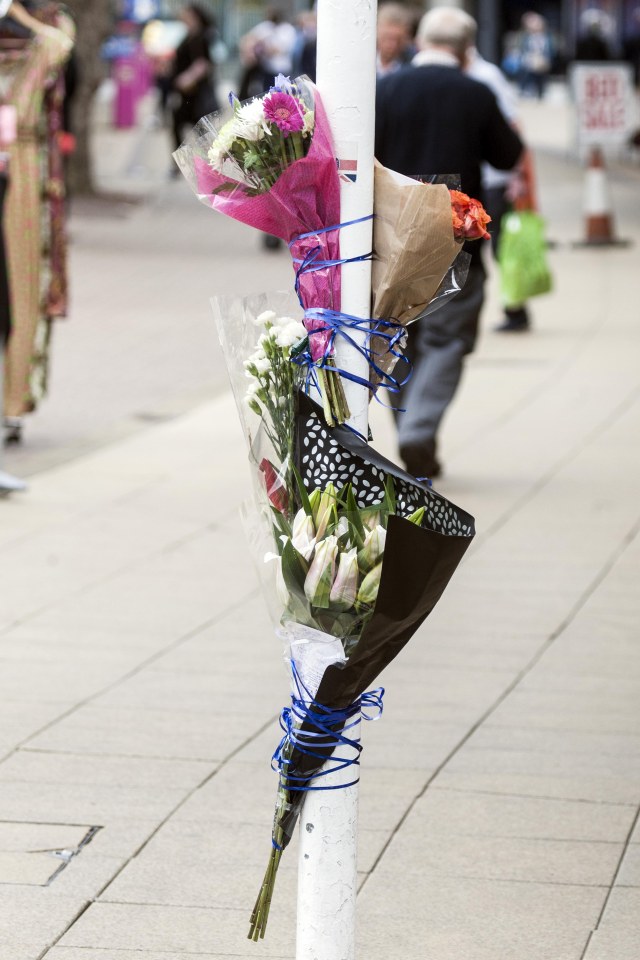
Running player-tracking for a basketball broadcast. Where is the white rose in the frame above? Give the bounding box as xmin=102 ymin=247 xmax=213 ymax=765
xmin=255 ymin=309 xmax=277 ymax=326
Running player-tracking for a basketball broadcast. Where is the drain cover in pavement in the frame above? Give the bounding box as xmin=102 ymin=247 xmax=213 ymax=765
xmin=0 ymin=821 xmax=101 ymax=886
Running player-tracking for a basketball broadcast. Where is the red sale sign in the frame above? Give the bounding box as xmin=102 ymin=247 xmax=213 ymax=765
xmin=571 ymin=63 xmax=636 ymax=148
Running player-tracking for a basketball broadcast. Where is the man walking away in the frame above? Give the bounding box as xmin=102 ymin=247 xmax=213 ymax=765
xmin=375 ymin=7 xmax=522 ymax=479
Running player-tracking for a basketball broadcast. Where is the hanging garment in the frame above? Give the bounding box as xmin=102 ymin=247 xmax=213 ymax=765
xmin=1 ymin=16 xmax=73 ymax=416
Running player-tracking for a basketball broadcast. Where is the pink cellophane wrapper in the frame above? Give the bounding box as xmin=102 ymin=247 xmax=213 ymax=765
xmin=173 ymin=79 xmax=341 ymax=360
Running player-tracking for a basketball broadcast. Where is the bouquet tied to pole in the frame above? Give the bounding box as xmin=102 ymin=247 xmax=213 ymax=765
xmin=175 ymin=75 xmax=491 ymax=941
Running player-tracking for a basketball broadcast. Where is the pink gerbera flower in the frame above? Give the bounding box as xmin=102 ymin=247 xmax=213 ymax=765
xmin=263 ymin=91 xmax=304 ymax=135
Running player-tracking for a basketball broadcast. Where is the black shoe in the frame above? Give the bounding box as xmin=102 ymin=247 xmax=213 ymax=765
xmin=495 ymin=306 xmax=530 ymax=333
xmin=400 ymin=441 xmax=442 ymax=480
xmin=4 ymin=417 xmax=23 ymax=444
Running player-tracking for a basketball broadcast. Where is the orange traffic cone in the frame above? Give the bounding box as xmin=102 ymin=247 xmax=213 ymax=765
xmin=579 ymin=147 xmax=626 ymax=246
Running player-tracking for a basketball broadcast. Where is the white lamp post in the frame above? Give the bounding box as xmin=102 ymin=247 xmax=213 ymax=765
xmin=296 ymin=2 xmax=377 ymax=958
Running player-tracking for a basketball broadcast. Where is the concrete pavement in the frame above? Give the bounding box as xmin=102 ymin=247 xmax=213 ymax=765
xmin=0 ymin=85 xmax=640 ymax=958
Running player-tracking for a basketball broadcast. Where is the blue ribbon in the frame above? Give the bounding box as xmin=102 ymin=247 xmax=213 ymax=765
xmin=289 ymin=215 xmax=374 ymax=308
xmin=288 ymin=216 xmax=411 ymax=406
xmin=272 ymin=660 xmax=384 ymax=794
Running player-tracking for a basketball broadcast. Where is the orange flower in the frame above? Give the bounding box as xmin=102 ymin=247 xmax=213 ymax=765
xmin=450 ymin=189 xmax=491 ymax=241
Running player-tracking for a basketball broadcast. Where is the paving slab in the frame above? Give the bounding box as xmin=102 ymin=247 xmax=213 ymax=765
xmin=374 ymin=832 xmax=622 ymax=886
xmin=616 ymin=844 xmax=640 ymax=887
xmin=402 ymin=787 xmax=636 ymax=843
xmin=57 ymin=901 xmax=296 ymax=956
xmin=466 ymin=725 xmax=640 ymax=765
xmin=442 ymin=742 xmax=640 ymax=788
xmin=0 ymin=779 xmax=193 ymax=824
xmin=0 ymin=821 xmax=93 ymax=886
xmin=47 ymin=952 xmax=267 ymax=960
xmin=484 ymin=686 xmax=640 ymax=736
xmin=357 ymin=876 xmax=606 ymax=960
xmin=26 ymin=704 xmax=259 ymax=761
xmin=432 ymin=770 xmax=640 ymax=806
xmin=583 ymin=888 xmax=640 ymax=960
xmin=0 ymin=888 xmax=86 ymax=950
xmin=0 ymin=751 xmax=211 ymax=790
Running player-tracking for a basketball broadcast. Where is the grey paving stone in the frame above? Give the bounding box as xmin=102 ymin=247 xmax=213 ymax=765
xmin=467 ymin=725 xmax=640 ymax=762
xmin=0 ymin=851 xmax=61 ymax=885
xmin=0 ymin=947 xmax=42 ymax=960
xmin=0 ymin=700 xmax=72 ymax=749
xmin=47 ymin=952 xmax=275 ymax=960
xmin=77 ymin=818 xmax=160 ymax=860
xmin=432 ymin=770 xmax=640 ymax=805
xmin=26 ymin=704 xmax=262 ymax=762
xmin=357 ymin=875 xmax=606 ymax=960
xmin=92 ymin=667 xmax=279 ymax=717
xmin=0 ymin=888 xmax=85 ymax=949
xmin=0 ymin=750 xmax=211 ymax=790
xmin=583 ymin=888 xmax=640 ymax=960
xmin=0 ymin=779 xmax=190 ymax=824
xmin=171 ymin=759 xmax=285 ymax=826
xmin=101 ymin=857 xmax=298 ymax=910
xmin=0 ymin=821 xmax=92 ymax=886
xmin=374 ymin=832 xmax=622 ymax=886
xmin=616 ymin=844 xmax=640 ymax=887
xmin=58 ymin=901 xmax=296 ymax=956
xmin=443 ymin=742 xmax=640 ymax=787
xmin=485 ymin=686 xmax=640 ymax=736
xmin=406 ymin=788 xmax=636 ymax=843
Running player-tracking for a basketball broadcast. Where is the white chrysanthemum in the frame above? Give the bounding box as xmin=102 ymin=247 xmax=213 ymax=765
xmin=253 ymin=356 xmax=271 ymax=375
xmin=275 ymin=320 xmax=307 ymax=348
xmin=207 ymin=119 xmax=236 ymax=168
xmin=255 ymin=309 xmax=277 ymax=326
xmin=235 ymin=98 xmax=270 ymax=141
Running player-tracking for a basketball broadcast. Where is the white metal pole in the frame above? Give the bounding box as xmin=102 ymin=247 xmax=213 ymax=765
xmin=297 ymin=2 xmax=377 ymax=958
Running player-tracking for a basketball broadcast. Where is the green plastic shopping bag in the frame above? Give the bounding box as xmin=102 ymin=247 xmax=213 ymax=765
xmin=497 ymin=210 xmax=553 ymax=307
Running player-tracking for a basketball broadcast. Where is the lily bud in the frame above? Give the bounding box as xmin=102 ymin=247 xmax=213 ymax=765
xmin=314 ymin=483 xmax=337 ymax=540
xmin=335 ymin=516 xmax=350 ymax=540
xmin=356 ymin=561 xmax=382 ymax=609
xmin=362 ymin=509 xmax=381 ymax=532
xmin=308 ymin=489 xmax=321 ymax=516
xmin=304 ymin=535 xmax=338 ymax=608
xmin=291 ymin=508 xmax=316 ymax=561
xmin=329 ymin=547 xmax=358 ymax=611
xmin=357 ymin=524 xmax=387 ymax=573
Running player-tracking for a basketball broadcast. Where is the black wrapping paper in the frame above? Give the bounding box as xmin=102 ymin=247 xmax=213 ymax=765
xmin=282 ymin=389 xmax=475 ymax=794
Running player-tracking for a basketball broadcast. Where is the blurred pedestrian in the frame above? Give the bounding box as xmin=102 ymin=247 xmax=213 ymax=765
xmin=575 ymin=10 xmax=612 ymax=62
xmin=376 ymin=2 xmax=412 ymax=77
xmin=170 ymin=3 xmax=217 ymax=155
xmin=518 ymin=12 xmax=553 ymax=99
xmin=0 ymin=0 xmax=74 ymax=444
xmin=238 ymin=6 xmax=296 ymax=99
xmin=291 ymin=9 xmax=316 ymax=82
xmin=466 ymin=45 xmax=536 ymax=333
xmin=375 ymin=7 xmax=522 ymax=478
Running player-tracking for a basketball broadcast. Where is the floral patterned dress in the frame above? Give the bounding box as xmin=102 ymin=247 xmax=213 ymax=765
xmin=1 ymin=18 xmax=73 ymax=417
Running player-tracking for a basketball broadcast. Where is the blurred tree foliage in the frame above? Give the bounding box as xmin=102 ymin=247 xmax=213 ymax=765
xmin=65 ymin=0 xmax=113 ymax=194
